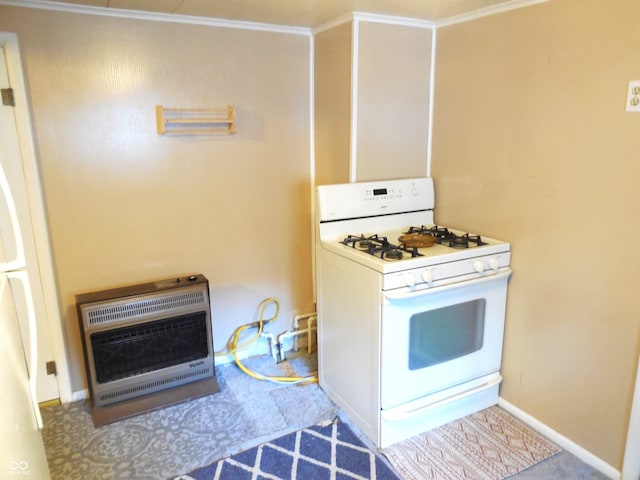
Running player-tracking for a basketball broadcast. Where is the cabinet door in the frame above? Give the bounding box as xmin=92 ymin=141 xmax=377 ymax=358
xmin=356 ymin=23 xmax=432 ymax=181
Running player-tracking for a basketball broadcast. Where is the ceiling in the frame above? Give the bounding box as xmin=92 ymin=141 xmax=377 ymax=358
xmin=39 ymin=0 xmax=523 ymax=28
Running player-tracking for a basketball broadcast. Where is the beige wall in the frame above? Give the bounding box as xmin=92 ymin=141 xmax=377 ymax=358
xmin=314 ymin=22 xmax=352 ymax=186
xmin=356 ymin=22 xmax=431 ymax=181
xmin=432 ymin=0 xmax=640 ymax=469
xmin=314 ymin=20 xmax=431 ymax=185
xmin=0 ymin=6 xmax=312 ymax=393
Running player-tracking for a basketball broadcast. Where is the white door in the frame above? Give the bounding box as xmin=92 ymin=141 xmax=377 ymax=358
xmin=0 ymin=44 xmax=60 ymax=403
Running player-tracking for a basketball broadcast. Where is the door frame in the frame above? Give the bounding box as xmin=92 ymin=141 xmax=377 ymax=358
xmin=0 ymin=32 xmax=72 ymax=403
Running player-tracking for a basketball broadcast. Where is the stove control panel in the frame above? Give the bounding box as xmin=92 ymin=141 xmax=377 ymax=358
xmin=317 ymin=177 xmax=435 ymax=222
xmin=384 ymin=253 xmax=511 ymax=291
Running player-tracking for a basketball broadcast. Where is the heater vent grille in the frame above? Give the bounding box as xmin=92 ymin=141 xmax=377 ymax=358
xmin=98 ymin=367 xmax=212 ymax=403
xmin=85 ymin=289 xmax=208 ymax=327
xmin=91 ymin=313 xmax=209 ymax=384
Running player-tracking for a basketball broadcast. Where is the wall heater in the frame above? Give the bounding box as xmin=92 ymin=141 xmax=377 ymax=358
xmin=76 ymin=274 xmax=218 ymax=423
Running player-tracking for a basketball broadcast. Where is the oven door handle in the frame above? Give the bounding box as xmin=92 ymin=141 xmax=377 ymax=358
xmin=381 ymin=373 xmax=502 ymax=422
xmin=383 ymin=268 xmax=511 ymax=301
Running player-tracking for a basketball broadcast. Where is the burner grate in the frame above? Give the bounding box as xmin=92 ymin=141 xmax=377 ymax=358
xmin=405 ymin=225 xmax=487 ymax=249
xmin=341 ymin=234 xmax=421 ymax=260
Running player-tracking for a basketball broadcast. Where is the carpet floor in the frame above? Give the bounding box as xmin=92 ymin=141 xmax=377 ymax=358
xmin=41 ymin=353 xmax=610 ymax=480
xmin=41 ymin=355 xmax=338 ymax=480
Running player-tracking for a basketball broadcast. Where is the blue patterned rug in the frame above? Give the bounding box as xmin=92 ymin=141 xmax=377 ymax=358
xmin=172 ymin=418 xmax=401 ymax=480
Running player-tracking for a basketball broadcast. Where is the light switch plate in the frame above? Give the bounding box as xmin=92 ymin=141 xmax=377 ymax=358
xmin=626 ymin=80 xmax=640 ymax=112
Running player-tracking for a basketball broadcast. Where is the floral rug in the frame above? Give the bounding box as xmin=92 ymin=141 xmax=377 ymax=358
xmin=381 ymin=406 xmax=560 ymax=480
xmin=41 ymin=355 xmax=338 ymax=480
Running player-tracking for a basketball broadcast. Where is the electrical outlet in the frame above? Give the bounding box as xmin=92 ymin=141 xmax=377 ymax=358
xmin=626 ymin=80 xmax=640 ymax=112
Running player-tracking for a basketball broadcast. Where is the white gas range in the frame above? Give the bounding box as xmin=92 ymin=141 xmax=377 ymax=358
xmin=315 ymin=177 xmax=512 ymax=448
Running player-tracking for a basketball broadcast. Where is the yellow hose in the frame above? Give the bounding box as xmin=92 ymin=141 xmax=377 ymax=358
xmin=217 ymin=298 xmax=318 ymax=385
xmin=214 ymin=297 xmax=277 ymax=357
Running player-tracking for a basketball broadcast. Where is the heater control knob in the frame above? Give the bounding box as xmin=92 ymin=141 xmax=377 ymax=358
xmin=488 ymin=258 xmax=500 ymax=271
xmin=473 ymin=260 xmax=485 ymax=273
xmin=403 ymin=272 xmax=416 ymax=287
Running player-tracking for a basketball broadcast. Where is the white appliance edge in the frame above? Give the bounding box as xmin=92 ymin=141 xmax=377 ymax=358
xmin=0 ymin=134 xmax=51 ymax=478
xmin=0 ymin=41 xmax=51 ymax=478
xmin=0 ymin=273 xmax=51 ymax=479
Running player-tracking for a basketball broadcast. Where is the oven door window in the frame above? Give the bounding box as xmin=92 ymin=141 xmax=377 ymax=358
xmin=408 ymin=299 xmax=486 ymax=370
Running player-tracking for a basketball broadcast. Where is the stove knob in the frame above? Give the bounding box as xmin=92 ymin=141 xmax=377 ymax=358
xmin=403 ymin=272 xmax=416 ymax=287
xmin=488 ymin=258 xmax=499 ymax=271
xmin=473 ymin=260 xmax=485 ymax=273
xmin=421 ymin=269 xmax=433 ymax=284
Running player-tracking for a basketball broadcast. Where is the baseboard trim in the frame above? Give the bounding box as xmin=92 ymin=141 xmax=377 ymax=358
xmin=39 ymin=398 xmax=61 ymax=409
xmin=71 ymin=389 xmax=88 ymax=402
xmin=498 ymin=398 xmax=620 ymax=480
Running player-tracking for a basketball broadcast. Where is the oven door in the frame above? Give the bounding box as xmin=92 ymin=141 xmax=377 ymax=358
xmin=380 ymin=269 xmax=511 ymax=410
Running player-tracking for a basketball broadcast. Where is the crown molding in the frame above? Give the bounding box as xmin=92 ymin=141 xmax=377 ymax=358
xmin=352 ymin=12 xmax=436 ymax=29
xmin=0 ymin=0 xmax=552 ymax=34
xmin=313 ymin=11 xmax=435 ymax=35
xmin=0 ymin=0 xmax=311 ymax=36
xmin=298 ymin=1 xmax=550 ymax=34
xmin=312 ymin=12 xmax=354 ymax=35
xmin=435 ymin=0 xmax=551 ymax=28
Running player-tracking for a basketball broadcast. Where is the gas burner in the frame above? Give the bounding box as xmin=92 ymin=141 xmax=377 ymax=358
xmin=342 ymin=234 xmax=422 ymax=260
xmin=383 ymin=248 xmax=404 ymax=260
xmin=356 ymin=239 xmax=373 ymax=250
xmin=448 ymin=234 xmax=470 ymax=248
xmin=343 ymin=234 xmax=389 ymax=250
xmin=405 ymin=225 xmax=451 ymax=241
xmin=447 ymin=233 xmax=487 ymax=249
xmin=405 ymin=225 xmax=487 ymax=249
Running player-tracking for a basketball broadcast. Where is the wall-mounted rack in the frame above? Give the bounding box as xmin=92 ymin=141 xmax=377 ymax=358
xmin=156 ymin=105 xmax=236 ymax=135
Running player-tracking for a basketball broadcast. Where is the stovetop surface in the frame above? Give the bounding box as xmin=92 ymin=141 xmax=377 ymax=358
xmin=341 ymin=225 xmax=494 ymax=260
xmin=319 ymin=223 xmax=510 ymax=275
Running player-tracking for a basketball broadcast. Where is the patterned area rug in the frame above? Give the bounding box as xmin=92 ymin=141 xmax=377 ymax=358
xmin=41 ymin=355 xmax=338 ymax=480
xmin=381 ymin=406 xmax=560 ymax=480
xmin=173 ymin=418 xmax=401 ymax=480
